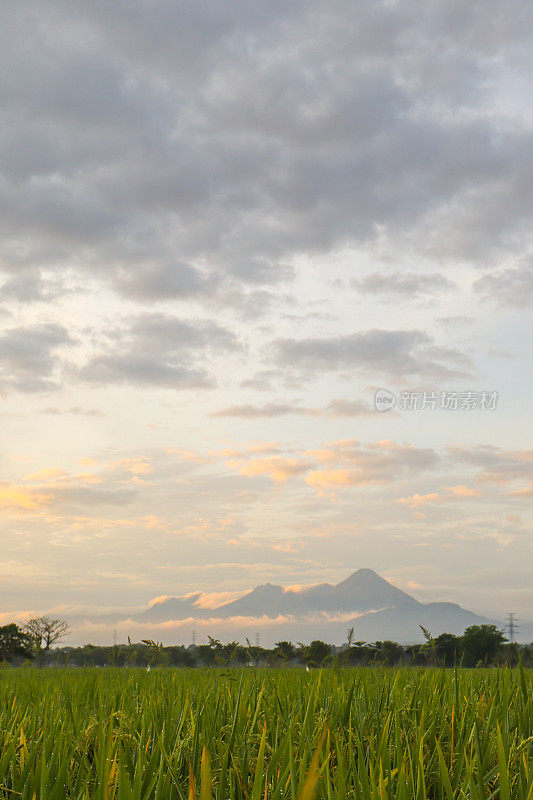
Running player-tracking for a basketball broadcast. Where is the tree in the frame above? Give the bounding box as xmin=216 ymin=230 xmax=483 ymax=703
xmin=141 ymin=639 xmax=169 ymax=666
xmin=460 ymin=625 xmax=506 ymax=666
xmin=372 ymin=640 xmax=403 ymax=666
xmin=419 ymin=625 xmax=437 ymax=665
xmin=219 ymin=641 xmax=242 ymax=666
xmin=303 ymin=640 xmax=331 ymax=667
xmin=245 ymin=638 xmax=265 ymax=666
xmin=24 ymin=617 xmax=70 ymax=664
xmin=0 ymin=624 xmax=33 ymax=662
xmin=434 ymin=633 xmax=460 ymax=665
xmin=274 ymin=641 xmax=295 ymax=663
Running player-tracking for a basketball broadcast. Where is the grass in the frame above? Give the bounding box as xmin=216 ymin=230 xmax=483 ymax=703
xmin=0 ymin=665 xmax=531 ymax=799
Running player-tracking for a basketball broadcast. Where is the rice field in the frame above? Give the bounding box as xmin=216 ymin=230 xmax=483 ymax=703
xmin=0 ymin=666 xmax=531 ymax=799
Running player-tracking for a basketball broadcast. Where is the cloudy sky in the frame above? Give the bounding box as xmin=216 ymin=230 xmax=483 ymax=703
xmin=1 ymin=0 xmax=531 ymax=642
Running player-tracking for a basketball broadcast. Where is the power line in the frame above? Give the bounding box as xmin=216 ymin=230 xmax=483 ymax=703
xmin=505 ymin=613 xmax=519 ymax=643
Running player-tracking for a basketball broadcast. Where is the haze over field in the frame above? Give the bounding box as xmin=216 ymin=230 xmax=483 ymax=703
xmin=0 ymin=1 xmax=531 ymax=642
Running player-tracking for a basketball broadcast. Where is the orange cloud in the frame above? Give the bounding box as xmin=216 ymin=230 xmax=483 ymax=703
xmin=215 ymin=442 xmax=281 ymax=459
xmin=165 ymin=448 xmax=211 ymax=463
xmin=24 ymin=467 xmax=67 ymax=482
xmin=305 ymin=469 xmax=384 ymax=491
xmin=111 ymin=458 xmax=153 ymax=475
xmin=395 ymin=492 xmax=441 ymax=509
xmin=508 ymin=482 xmax=533 ymax=497
xmin=447 ymin=485 xmax=481 ymax=498
xmin=0 ymin=484 xmax=52 ymax=511
xmin=23 ymin=468 xmax=102 ymax=486
xmin=396 ymin=485 xmax=481 ymax=510
xmin=236 ymin=457 xmax=310 ymax=483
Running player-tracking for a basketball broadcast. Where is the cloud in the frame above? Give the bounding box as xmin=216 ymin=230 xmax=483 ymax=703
xmin=0 ymin=323 xmax=73 ymax=392
xmin=240 ymin=371 xmax=282 ymax=391
xmin=0 ymin=463 xmax=143 ymax=518
xmin=304 ymin=439 xmax=440 ymax=492
xmin=306 ymin=469 xmax=384 ymax=491
xmin=110 ymin=458 xmax=154 ymax=477
xmin=435 ymin=316 xmax=473 ymax=330
xmin=41 ymin=406 xmax=104 ymax=416
xmin=324 ymin=399 xmax=380 ymax=417
xmin=508 ymin=482 xmax=533 ymax=498
xmin=0 ymin=484 xmax=52 ymax=511
xmin=225 ymin=438 xmax=441 ymax=491
xmin=78 ymin=313 xmax=239 ymax=389
xmin=396 ymin=485 xmax=482 ymax=510
xmin=272 ymin=329 xmax=473 ymax=383
xmin=23 ymin=467 xmax=76 ymax=483
xmin=211 ymin=403 xmax=310 ymax=418
xmin=0 ymin=0 xmax=531 ymax=309
xmin=165 ymin=448 xmax=211 ymax=464
xmin=352 ymin=272 xmax=455 ymax=298
xmin=473 ymin=260 xmax=533 ymax=308
xmin=235 ymin=457 xmax=312 ymax=484
xmin=48 ymin=487 xmax=137 ymax=507
xmin=0 ymin=272 xmax=64 ymax=302
xmin=211 ymin=398 xmax=378 ymax=418
xmin=113 ymin=263 xmax=219 ymax=302
xmin=446 ymin=445 xmax=533 ymax=483
xmin=192 ymin=590 xmax=246 ymax=609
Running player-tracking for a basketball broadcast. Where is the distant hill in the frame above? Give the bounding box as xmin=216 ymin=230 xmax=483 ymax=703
xmin=135 ymin=568 xmax=492 ymax=642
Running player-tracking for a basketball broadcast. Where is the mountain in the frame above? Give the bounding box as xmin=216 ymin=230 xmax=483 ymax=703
xmin=138 ymin=592 xmax=203 ymax=622
xmin=130 ymin=569 xmax=493 ymax=642
xmin=214 ymin=568 xmax=420 ymax=618
xmin=346 ymin=602 xmax=491 ymax=642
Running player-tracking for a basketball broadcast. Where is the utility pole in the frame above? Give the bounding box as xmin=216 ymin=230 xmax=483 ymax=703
xmin=192 ymin=628 xmax=196 ymax=647
xmin=113 ymin=628 xmax=117 ymax=647
xmin=255 ymin=632 xmax=260 ymax=648
xmin=505 ymin=613 xmax=519 ymax=643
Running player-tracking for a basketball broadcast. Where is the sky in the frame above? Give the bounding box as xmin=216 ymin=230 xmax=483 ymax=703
xmin=0 ymin=0 xmax=531 ymax=643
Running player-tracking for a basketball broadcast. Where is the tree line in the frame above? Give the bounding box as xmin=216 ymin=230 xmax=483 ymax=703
xmin=1 ymin=619 xmax=531 ymax=668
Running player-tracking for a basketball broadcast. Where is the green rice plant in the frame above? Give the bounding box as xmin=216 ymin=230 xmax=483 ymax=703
xmin=0 ymin=665 xmax=531 ymax=799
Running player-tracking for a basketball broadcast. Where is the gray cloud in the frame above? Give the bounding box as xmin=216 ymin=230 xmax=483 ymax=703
xmin=324 ymin=399 xmax=379 ymax=417
xmin=212 ymin=398 xmax=378 ymax=418
xmin=446 ymin=445 xmax=533 ymax=483
xmin=0 ymin=323 xmax=73 ymax=392
xmin=0 ymin=272 xmax=65 ymax=302
xmin=113 ymin=263 xmax=219 ymax=302
xmin=271 ymin=329 xmax=473 ymax=382
xmin=79 ymin=313 xmax=240 ymax=389
xmin=41 ymin=406 xmax=104 ymax=417
xmin=352 ymin=272 xmax=455 ymax=298
xmin=473 ymin=260 xmax=533 ymax=308
xmin=0 ymin=0 xmax=531 ymax=307
xmin=435 ymin=316 xmax=473 ymax=330
xmin=306 ymin=439 xmax=441 ymax=483
xmin=211 ymin=403 xmax=308 ymax=419
xmin=240 ymin=371 xmax=282 ymax=391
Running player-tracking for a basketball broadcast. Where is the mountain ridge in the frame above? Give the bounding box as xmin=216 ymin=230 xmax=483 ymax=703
xmin=136 ymin=568 xmax=491 ymax=642
xmin=34 ymin=569 xmax=532 ymax=645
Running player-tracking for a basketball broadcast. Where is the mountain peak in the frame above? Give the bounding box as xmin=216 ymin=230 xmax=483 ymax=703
xmin=251 ymin=582 xmax=283 ymax=593
xmin=333 ymin=569 xmax=420 ymax=610
xmin=336 ymin=568 xmax=386 ymax=587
